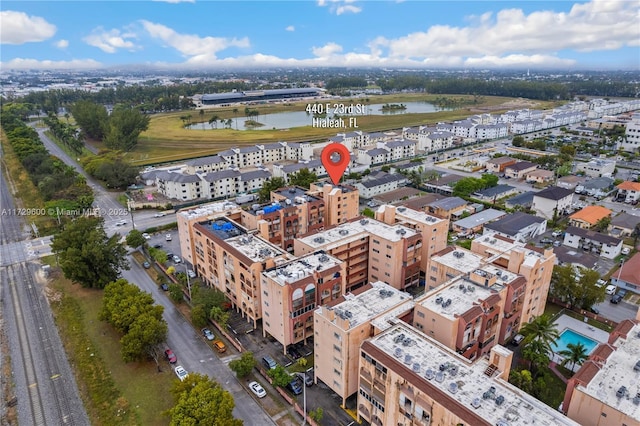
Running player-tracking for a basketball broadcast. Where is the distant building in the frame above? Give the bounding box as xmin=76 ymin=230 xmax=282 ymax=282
xmin=504 ymin=191 xmax=535 ymax=209
xmin=531 ymin=186 xmax=573 ymax=219
xmin=485 ymin=156 xmax=517 ymax=174
xmin=609 ymin=212 xmax=640 ymax=238
xmin=355 ymin=172 xmax=406 ymax=198
xmin=504 ymin=161 xmax=538 ymax=180
xmin=472 ymin=184 xmax=518 ymax=202
xmin=452 ymin=208 xmax=506 ymax=236
xmin=576 ymin=158 xmax=616 ymax=178
xmin=616 ymin=181 xmax=640 ymax=204
xmin=610 ymin=253 xmax=640 ymax=294
xmin=563 ymin=226 xmax=623 ymax=260
xmin=620 ymin=113 xmax=640 ymax=152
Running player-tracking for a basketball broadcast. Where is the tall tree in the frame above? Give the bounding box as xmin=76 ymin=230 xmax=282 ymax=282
xmin=167 ymin=373 xmax=242 ymax=426
xmin=228 ymin=351 xmax=256 ymax=378
xmin=558 ymin=342 xmax=588 ymax=372
xmin=70 ymin=100 xmax=108 ymax=140
xmin=258 ymin=177 xmax=286 ymax=202
xmin=100 ymin=279 xmax=164 ymax=333
xmin=51 ymin=216 xmax=129 ymax=289
xmin=288 ymin=168 xmax=317 ymax=189
xmin=103 ymin=106 xmax=150 ymax=151
xmin=519 ymin=314 xmax=560 ymax=354
xmin=120 ymin=313 xmax=168 ymax=364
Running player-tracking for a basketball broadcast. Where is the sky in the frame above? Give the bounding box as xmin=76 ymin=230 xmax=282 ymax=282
xmin=1 ymin=0 xmax=639 ymax=71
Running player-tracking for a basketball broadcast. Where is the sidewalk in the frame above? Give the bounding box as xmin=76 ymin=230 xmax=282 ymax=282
xmin=548 ymin=361 xmax=568 ymax=384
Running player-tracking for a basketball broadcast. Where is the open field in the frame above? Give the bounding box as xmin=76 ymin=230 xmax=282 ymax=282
xmin=129 ymin=94 xmax=563 ymax=166
xmin=46 ymin=263 xmax=174 ymax=425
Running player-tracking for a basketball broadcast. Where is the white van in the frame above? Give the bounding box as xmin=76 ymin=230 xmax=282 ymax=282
xmin=606 ymin=284 xmax=617 ymax=295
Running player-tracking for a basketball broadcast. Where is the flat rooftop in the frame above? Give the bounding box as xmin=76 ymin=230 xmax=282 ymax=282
xmin=274 ymin=187 xmax=317 ymax=202
xmin=394 ymin=205 xmax=446 ymax=226
xmin=297 ymin=218 xmax=416 ymax=250
xmin=579 ymin=323 xmax=640 ymax=420
xmin=224 ymin=233 xmax=288 ymax=263
xmin=316 ymin=281 xmax=412 ymax=330
xmin=431 ymin=248 xmax=485 ymax=274
xmin=475 ymin=235 xmax=553 ymax=268
xmin=367 ymin=323 xmax=579 ymax=426
xmin=178 ymin=201 xmax=239 ymax=220
xmin=263 ymin=251 xmax=342 ymax=285
xmin=420 ymin=278 xmax=497 ymax=320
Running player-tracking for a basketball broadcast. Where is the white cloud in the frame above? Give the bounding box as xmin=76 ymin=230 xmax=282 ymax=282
xmin=382 ymin=0 xmax=639 ymax=59
xmin=152 ymin=0 xmax=195 ymax=2
xmin=285 ymin=25 xmax=295 ymax=32
xmin=54 ymin=39 xmax=69 ymax=49
xmin=312 ymin=42 xmax=343 ymax=58
xmin=0 ymin=11 xmax=56 ymax=44
xmin=1 ymin=58 xmax=102 ymax=70
xmin=464 ymin=54 xmax=576 ymax=69
xmin=141 ymin=20 xmax=249 ymax=62
xmin=317 ymin=0 xmax=362 ymax=15
xmin=83 ymin=27 xmax=139 ymax=53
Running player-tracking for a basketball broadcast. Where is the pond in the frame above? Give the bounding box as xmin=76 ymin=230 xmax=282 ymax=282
xmin=186 ymin=101 xmax=452 ymax=131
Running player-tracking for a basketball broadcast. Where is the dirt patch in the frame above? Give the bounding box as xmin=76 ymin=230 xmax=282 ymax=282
xmin=468 ymin=97 xmax=541 ymax=113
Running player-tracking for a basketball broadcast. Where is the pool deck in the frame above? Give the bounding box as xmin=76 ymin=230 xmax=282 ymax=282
xmin=550 ymin=314 xmax=610 ymax=371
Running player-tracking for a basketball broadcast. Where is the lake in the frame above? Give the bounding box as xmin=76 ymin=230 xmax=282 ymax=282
xmin=186 ymin=101 xmax=451 ymax=131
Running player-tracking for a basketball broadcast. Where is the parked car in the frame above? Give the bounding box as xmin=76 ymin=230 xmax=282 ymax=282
xmin=512 ymin=334 xmax=525 ymax=346
xmin=611 ymin=294 xmax=623 ymax=304
xmin=153 ymin=243 xmax=163 ymax=249
xmin=287 ymin=377 xmax=303 ymax=395
xmin=553 ymin=240 xmax=561 ymax=247
xmin=552 ymin=230 xmax=563 ymax=238
xmin=540 ymin=237 xmax=553 ymax=244
xmin=301 ymin=370 xmax=314 ymax=387
xmin=622 ymin=247 xmax=631 ymax=255
xmin=618 ymin=289 xmax=628 ymax=298
xmin=590 ymin=306 xmax=600 ymax=315
xmin=213 ymin=340 xmax=227 ymax=353
xmin=249 ymin=381 xmax=266 ymax=398
xmin=187 ymin=270 xmax=196 ymax=279
xmin=449 ymin=236 xmax=458 ymax=242
xmin=202 ymin=328 xmax=215 ymax=341
xmin=165 ymin=349 xmax=177 ymax=364
xmin=174 ymin=365 xmax=188 ymax=381
xmin=287 ymin=346 xmax=301 ymax=360
xmin=173 ymin=255 xmax=181 ymax=263
xmin=142 ymin=233 xmax=151 ymax=240
xmin=166 ymin=234 xmax=172 ymax=241
xmin=262 ymin=355 xmax=277 ymax=370
xmin=154 ymin=213 xmax=166 ymax=218
xmin=160 ymin=283 xmax=169 ymax=291
xmin=142 ymin=261 xmax=151 ymax=269
xmin=606 ymin=285 xmax=617 ymax=295
xmin=115 ymin=220 xmax=127 ymax=226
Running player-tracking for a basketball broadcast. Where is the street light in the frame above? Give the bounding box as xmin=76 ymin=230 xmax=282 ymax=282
xmin=127 ymin=199 xmax=136 ymax=230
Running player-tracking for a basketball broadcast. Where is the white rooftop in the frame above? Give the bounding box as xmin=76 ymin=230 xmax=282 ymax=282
xmin=420 ymin=278 xmax=497 ymax=320
xmin=432 ymin=248 xmax=485 ymax=274
xmin=369 ymin=323 xmax=580 ymax=426
xmin=580 ymin=323 xmax=640 ymax=421
xmin=179 ymin=201 xmax=239 ymax=220
xmin=317 ymin=281 xmax=412 ymax=330
xmin=263 ymin=252 xmax=342 ymax=285
xmin=475 ymin=234 xmax=550 ymax=265
xmin=297 ymin=218 xmax=416 ymax=250
xmin=394 ymin=205 xmax=445 ymax=225
xmin=224 ymin=234 xmax=288 ymax=263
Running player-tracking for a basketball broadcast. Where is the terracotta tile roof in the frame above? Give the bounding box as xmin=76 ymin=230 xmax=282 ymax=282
xmin=611 ymin=253 xmax=640 ymax=286
xmin=568 ymin=205 xmax=612 ymax=225
xmin=572 ymin=360 xmax=601 ymax=385
xmin=617 ymin=181 xmax=640 ymax=191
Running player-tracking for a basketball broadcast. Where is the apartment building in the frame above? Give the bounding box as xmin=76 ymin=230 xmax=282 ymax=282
xmin=531 ymin=186 xmax=574 ymax=219
xmin=621 ymin=113 xmax=640 ymax=153
xmin=308 ymin=182 xmax=359 ymax=226
xmin=176 ymin=201 xmax=242 ymax=267
xmin=241 ymin=187 xmax=325 ymax=252
xmin=261 ymin=251 xmax=346 ymax=352
xmin=313 ymin=281 xmax=414 ymax=406
xmin=358 ymin=323 xmax=578 ymax=426
xmin=562 ymin=313 xmax=640 ymax=426
xmin=272 ymin=159 xmax=327 ymax=183
xmin=295 ymin=218 xmax=421 ymax=292
xmin=470 ymin=235 xmax=555 ymax=326
xmin=190 ymin=217 xmax=291 ymax=327
xmin=375 ymin=205 xmax=449 ymax=275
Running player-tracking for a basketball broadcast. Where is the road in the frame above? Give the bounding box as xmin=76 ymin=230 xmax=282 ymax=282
xmin=122 ymin=260 xmax=276 ymax=424
xmin=29 ymin=126 xmax=276 ymax=425
xmin=592 ymin=296 xmax=638 ymax=324
xmin=1 ymin=143 xmax=89 ymax=425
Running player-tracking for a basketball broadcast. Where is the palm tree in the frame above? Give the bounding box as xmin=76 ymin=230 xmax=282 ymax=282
xmin=209 ymin=114 xmax=219 ymax=129
xmin=519 ymin=314 xmax=560 ymax=354
xmin=558 ymin=342 xmax=588 ymax=372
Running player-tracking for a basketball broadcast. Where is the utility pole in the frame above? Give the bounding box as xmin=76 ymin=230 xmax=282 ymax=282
xmin=127 ymin=199 xmax=136 ymax=230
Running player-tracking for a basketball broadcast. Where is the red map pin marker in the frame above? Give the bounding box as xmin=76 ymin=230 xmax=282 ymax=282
xmin=321 ymin=143 xmax=351 ymax=185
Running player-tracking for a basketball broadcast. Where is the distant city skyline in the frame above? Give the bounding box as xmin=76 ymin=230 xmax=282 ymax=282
xmin=1 ymin=0 xmax=638 ymax=71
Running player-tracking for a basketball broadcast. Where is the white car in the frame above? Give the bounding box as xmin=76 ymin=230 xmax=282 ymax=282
xmin=187 ymin=270 xmax=196 ymax=279
xmin=174 ymin=365 xmax=188 ymax=381
xmin=622 ymin=247 xmax=631 ymax=255
xmin=115 ymin=220 xmax=127 ymax=226
xmin=551 ymin=230 xmax=563 ymax=237
xmin=249 ymin=381 xmax=266 ymax=398
xmin=154 ymin=213 xmax=166 ymax=218
xmin=173 ymin=255 xmax=181 ymax=263
xmin=606 ymin=284 xmax=617 ymax=295
xmin=142 ymin=233 xmax=151 ymax=240
xmin=166 ymin=234 xmax=172 ymax=241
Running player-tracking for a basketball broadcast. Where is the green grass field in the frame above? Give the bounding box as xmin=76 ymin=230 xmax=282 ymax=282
xmin=127 ymin=94 xmax=563 ymax=166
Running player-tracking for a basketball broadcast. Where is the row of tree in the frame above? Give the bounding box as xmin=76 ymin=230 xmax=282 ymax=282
xmin=452 ymin=173 xmax=499 ymax=197
xmin=2 ymin=104 xmax=94 ymax=218
xmin=42 ymin=113 xmax=84 ymax=154
xmin=81 ymin=150 xmax=139 ymax=189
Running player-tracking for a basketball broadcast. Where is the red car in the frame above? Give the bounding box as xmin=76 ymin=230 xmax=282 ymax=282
xmin=165 ymin=349 xmax=177 ymax=364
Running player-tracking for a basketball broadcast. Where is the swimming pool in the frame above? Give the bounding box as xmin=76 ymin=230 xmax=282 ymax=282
xmin=551 ymin=329 xmax=598 ymax=354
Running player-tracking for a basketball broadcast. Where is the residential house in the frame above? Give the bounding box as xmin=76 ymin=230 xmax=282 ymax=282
xmin=423 ymin=173 xmax=466 ymax=195
xmin=610 ymin=253 xmax=640 ymax=294
xmin=472 ymin=184 xmax=518 ymax=202
xmin=485 ymin=156 xmax=517 ymax=174
xmin=575 ymin=177 xmax=614 ymax=199
xmin=504 ymin=161 xmax=538 ymax=180
xmin=616 ymin=181 xmax=640 ymax=204
xmin=609 ymin=212 xmax=640 ymax=238
xmin=426 ymin=197 xmax=468 ymax=221
xmin=563 ymin=226 xmax=623 ymax=260
xmin=531 ymin=186 xmax=574 ymax=219
xmin=575 ymin=158 xmax=616 ymax=178
xmin=483 ymin=212 xmax=547 ymax=242
xmin=526 ymin=169 xmax=554 ymax=184
xmin=557 ymin=175 xmax=587 ymax=191
xmin=504 ymin=191 xmax=535 ymax=210
xmin=568 ymin=206 xmax=612 ymax=230
xmin=451 ymin=208 xmax=507 ymax=236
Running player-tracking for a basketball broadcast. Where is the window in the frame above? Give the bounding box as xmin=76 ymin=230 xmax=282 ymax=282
xmin=417 ymin=311 xmax=424 ymax=318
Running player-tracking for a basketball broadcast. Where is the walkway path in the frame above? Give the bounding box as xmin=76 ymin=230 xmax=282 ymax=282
xmin=548 ymin=361 xmax=568 ymax=384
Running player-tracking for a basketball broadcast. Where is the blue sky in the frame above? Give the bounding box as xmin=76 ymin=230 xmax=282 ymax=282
xmin=1 ymin=0 xmax=639 ymax=70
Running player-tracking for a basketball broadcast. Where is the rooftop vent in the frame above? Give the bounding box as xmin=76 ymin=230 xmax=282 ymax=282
xmin=394 ymin=333 xmax=406 ymax=344
xmin=338 ymin=229 xmax=349 ymax=236
xmin=471 ymin=398 xmax=481 ymax=409
xmin=425 ymin=369 xmax=435 ymax=380
xmin=496 ymin=421 xmax=510 ymax=426
xmin=404 ymin=354 xmax=412 ymax=365
xmin=495 ymin=395 xmax=505 ymax=406
xmin=394 ymin=347 xmax=403 ymax=358
xmin=412 ymin=363 xmax=421 ymax=373
xmin=448 ymin=382 xmax=458 ymax=394
xmin=634 ymin=360 xmax=640 ymax=372
xmin=617 ymin=386 xmax=628 ymax=398
xmin=435 ymin=296 xmax=443 ymax=305
xmin=490 ymin=239 xmax=497 ymax=244
xmin=634 ymin=394 xmax=640 ymax=406
xmin=360 ymin=219 xmax=369 ymax=225
xmin=397 ymin=207 xmax=406 ymax=212
xmin=402 ymin=338 xmax=413 ymax=347
xmin=450 ymin=366 xmax=458 ymax=376
xmin=313 ymin=237 xmax=325 ymax=244
xmin=435 ymin=372 xmax=445 ymax=383
xmin=443 ymin=299 xmax=452 ymax=308
xmin=439 ymin=363 xmax=447 ymax=371
xmin=319 ymin=254 xmax=329 ymax=262
xmin=396 ymin=229 xmax=407 ymax=235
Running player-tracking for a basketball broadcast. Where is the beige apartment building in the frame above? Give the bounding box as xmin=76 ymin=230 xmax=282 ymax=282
xmin=562 ymin=311 xmax=640 ymax=426
xmin=358 ymin=323 xmax=579 ymax=426
xmin=308 ymin=182 xmax=360 ymax=227
xmin=471 ymin=235 xmax=555 ymax=326
xmin=191 ymin=217 xmax=291 ymax=327
xmin=375 ymin=204 xmax=449 ymax=275
xmin=295 ymin=218 xmax=421 ymax=292
xmin=241 ymin=187 xmax=325 ymax=252
xmin=176 ymin=201 xmax=242 ymax=267
xmin=261 ymin=251 xmax=346 ymax=352
xmin=313 ymin=281 xmax=414 ymax=406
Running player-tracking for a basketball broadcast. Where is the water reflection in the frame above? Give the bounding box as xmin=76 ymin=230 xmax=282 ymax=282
xmin=186 ymin=101 xmax=451 ymax=131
